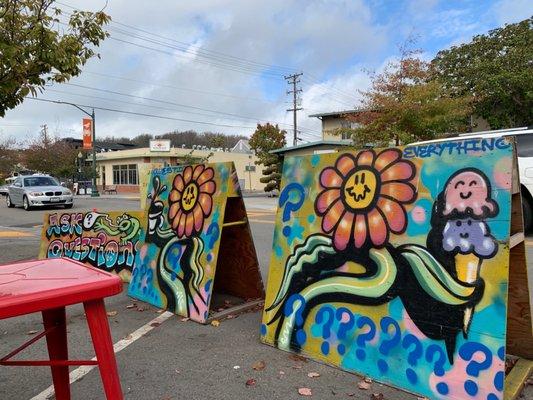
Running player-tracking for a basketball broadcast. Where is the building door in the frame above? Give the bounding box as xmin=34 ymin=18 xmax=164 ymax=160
xmin=102 ymin=166 xmax=106 ymax=187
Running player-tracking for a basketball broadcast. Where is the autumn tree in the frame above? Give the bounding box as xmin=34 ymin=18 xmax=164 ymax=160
xmin=432 ymin=17 xmax=532 ymax=129
xmin=249 ymin=123 xmax=286 ymax=192
xmin=341 ymin=42 xmax=472 ymax=148
xmin=0 ymin=137 xmax=19 ymax=181
xmin=0 ymin=0 xmax=110 ymax=116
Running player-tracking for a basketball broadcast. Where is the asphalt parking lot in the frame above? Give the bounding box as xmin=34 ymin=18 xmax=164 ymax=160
xmin=0 ymin=195 xmax=530 ymax=399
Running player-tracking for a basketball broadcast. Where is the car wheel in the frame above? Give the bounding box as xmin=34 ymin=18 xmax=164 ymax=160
xmin=64 ymin=204 xmax=73 ymax=209
xmin=6 ymin=195 xmax=14 ymax=208
xmin=522 ymin=198 xmax=532 ymax=232
xmin=23 ymin=196 xmax=32 ymax=211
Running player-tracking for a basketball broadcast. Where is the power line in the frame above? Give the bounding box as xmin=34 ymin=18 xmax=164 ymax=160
xmin=27 ymin=97 xmax=258 ymax=129
xmin=56 ymin=18 xmax=287 ymax=79
xmin=82 ymin=71 xmax=272 ymax=103
xmin=56 ymin=18 xmax=284 ymax=79
xmin=53 ymin=2 xmax=353 ymax=133
xmin=304 ymin=73 xmax=361 ymax=102
xmin=45 ymin=87 xmax=321 ymax=137
xmin=56 ymin=1 xmax=297 ymax=75
xmin=58 ymin=82 xmax=322 ymax=135
xmin=28 ymin=96 xmax=323 ymax=139
xmin=55 ymin=2 xmax=361 ymax=105
xmin=105 ymin=36 xmax=286 ymax=80
xmin=105 ymin=28 xmax=286 ymax=77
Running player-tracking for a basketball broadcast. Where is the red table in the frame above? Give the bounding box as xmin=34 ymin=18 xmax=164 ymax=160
xmin=0 ymin=258 xmax=124 ymax=399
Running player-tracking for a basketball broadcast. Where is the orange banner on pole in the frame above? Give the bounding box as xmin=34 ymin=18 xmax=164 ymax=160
xmin=82 ymin=118 xmax=92 ymax=150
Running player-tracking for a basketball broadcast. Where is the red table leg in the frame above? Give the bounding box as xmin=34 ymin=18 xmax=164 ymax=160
xmin=84 ymin=299 xmax=124 ymax=400
xmin=42 ymin=307 xmax=70 ymax=400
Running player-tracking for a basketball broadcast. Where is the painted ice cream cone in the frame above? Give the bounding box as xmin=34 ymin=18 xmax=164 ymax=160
xmin=454 ymin=252 xmax=482 ymax=335
xmin=454 ymin=253 xmax=481 ymax=283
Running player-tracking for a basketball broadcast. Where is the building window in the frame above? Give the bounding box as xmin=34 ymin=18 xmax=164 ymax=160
xmin=112 ymin=164 xmax=138 ymax=185
xmin=340 ymin=121 xmax=359 ymax=140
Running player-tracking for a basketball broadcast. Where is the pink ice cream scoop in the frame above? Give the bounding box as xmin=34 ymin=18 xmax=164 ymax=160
xmin=443 ymin=169 xmax=497 ymax=217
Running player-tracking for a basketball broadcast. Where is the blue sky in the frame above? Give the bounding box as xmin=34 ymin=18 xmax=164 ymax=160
xmin=0 ymin=0 xmax=531 ymax=143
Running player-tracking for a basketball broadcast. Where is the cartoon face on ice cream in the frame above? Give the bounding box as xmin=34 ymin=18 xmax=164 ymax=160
xmin=442 ymin=218 xmax=497 ymax=258
xmin=442 ymin=169 xmax=498 ymax=218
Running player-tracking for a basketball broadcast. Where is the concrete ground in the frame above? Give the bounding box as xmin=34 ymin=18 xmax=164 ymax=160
xmin=0 ymin=195 xmax=530 ymax=399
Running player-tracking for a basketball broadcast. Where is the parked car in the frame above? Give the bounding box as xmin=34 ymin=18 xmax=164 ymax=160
xmin=0 ymin=184 xmax=8 ymax=197
xmin=6 ymin=174 xmax=73 ymax=211
xmin=0 ymin=177 xmax=16 ymax=196
xmin=411 ymin=127 xmax=533 ymax=231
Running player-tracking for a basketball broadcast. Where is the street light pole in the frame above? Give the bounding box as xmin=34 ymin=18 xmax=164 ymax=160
xmin=53 ymin=102 xmax=99 ymax=197
xmin=90 ymin=108 xmax=99 ymax=197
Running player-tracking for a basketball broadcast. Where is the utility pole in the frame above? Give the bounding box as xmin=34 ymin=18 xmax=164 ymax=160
xmin=285 ymin=72 xmax=303 ymax=146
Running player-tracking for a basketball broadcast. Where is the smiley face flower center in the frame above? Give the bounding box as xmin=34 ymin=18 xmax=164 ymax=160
xmin=181 ymin=183 xmax=199 ymax=212
xmin=342 ymin=168 xmax=379 ymax=210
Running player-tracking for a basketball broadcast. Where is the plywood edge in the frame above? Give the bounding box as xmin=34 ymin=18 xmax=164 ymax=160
xmin=206 ymin=298 xmax=264 ymax=323
xmin=510 ymin=232 xmax=525 ymax=249
xmin=504 ymin=358 xmax=533 ymax=400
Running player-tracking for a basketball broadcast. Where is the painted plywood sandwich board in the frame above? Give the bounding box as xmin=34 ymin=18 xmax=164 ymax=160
xmin=261 ymin=137 xmax=532 ymax=399
xmin=128 ymin=162 xmax=264 ymax=323
xmin=38 ymin=210 xmax=144 ymax=282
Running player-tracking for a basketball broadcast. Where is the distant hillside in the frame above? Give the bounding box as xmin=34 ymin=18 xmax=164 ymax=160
xmin=100 ymin=130 xmax=247 ymax=149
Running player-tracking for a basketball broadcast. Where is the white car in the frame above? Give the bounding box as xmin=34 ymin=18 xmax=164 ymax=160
xmin=6 ymin=175 xmax=73 ymax=211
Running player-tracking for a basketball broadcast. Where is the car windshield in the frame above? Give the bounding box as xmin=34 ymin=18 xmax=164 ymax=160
xmin=23 ymin=177 xmax=58 ymax=187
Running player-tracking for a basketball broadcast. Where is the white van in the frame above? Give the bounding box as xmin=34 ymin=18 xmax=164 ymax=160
xmin=411 ymin=127 xmax=533 ymax=231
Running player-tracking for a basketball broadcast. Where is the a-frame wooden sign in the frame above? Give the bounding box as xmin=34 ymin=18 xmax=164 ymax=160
xmin=261 ymin=136 xmax=532 ymax=400
xmin=128 ymin=162 xmax=264 ymax=323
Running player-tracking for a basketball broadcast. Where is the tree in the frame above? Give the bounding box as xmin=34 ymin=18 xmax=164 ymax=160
xmin=432 ymin=17 xmax=532 ymax=129
xmin=179 ymin=149 xmax=212 ymax=166
xmin=23 ymin=126 xmax=78 ymax=177
xmin=206 ymin=133 xmax=226 ymax=149
xmin=0 ymin=136 xmax=19 ymax=181
xmin=249 ymin=123 xmax=286 ymax=192
xmin=0 ymin=0 xmax=110 ymax=116
xmin=341 ymin=42 xmax=472 ymax=148
xmin=131 ymin=133 xmax=153 ymax=147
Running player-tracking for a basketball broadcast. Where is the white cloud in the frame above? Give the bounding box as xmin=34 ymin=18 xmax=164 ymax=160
xmin=1 ymin=0 xmax=387 ymax=142
xmin=2 ymin=0 xmax=527 ymax=145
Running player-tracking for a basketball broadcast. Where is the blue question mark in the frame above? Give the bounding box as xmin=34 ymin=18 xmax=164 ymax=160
xmin=459 ymin=342 xmax=493 ymax=396
xmin=206 ymin=222 xmax=220 ymax=249
xmin=283 ymin=294 xmax=307 ymax=346
xmin=401 ymin=334 xmax=423 ymax=384
xmin=279 ymin=183 xmax=305 ymax=223
xmin=489 ymin=346 xmax=506 ymax=397
xmin=426 ymin=344 xmax=449 ymax=395
xmin=377 ymin=317 xmax=402 ymax=374
xmin=355 ymin=316 xmax=376 ymax=361
xmin=315 ymin=306 xmax=335 ymax=355
xmin=335 ymin=307 xmax=355 ymax=355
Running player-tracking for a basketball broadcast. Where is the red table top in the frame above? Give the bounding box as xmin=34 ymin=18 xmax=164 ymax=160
xmin=0 ymin=258 xmax=123 ymax=319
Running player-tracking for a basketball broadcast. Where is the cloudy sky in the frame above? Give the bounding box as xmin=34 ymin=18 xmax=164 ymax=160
xmin=1 ymin=0 xmax=531 ymax=145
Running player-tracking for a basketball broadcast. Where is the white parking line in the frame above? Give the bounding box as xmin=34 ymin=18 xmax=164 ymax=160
xmin=31 ymin=311 xmax=174 ymax=400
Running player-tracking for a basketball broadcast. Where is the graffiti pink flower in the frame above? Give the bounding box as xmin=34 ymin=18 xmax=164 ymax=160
xmin=168 ymin=165 xmax=216 ymax=237
xmin=315 ymin=149 xmax=417 ymax=250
